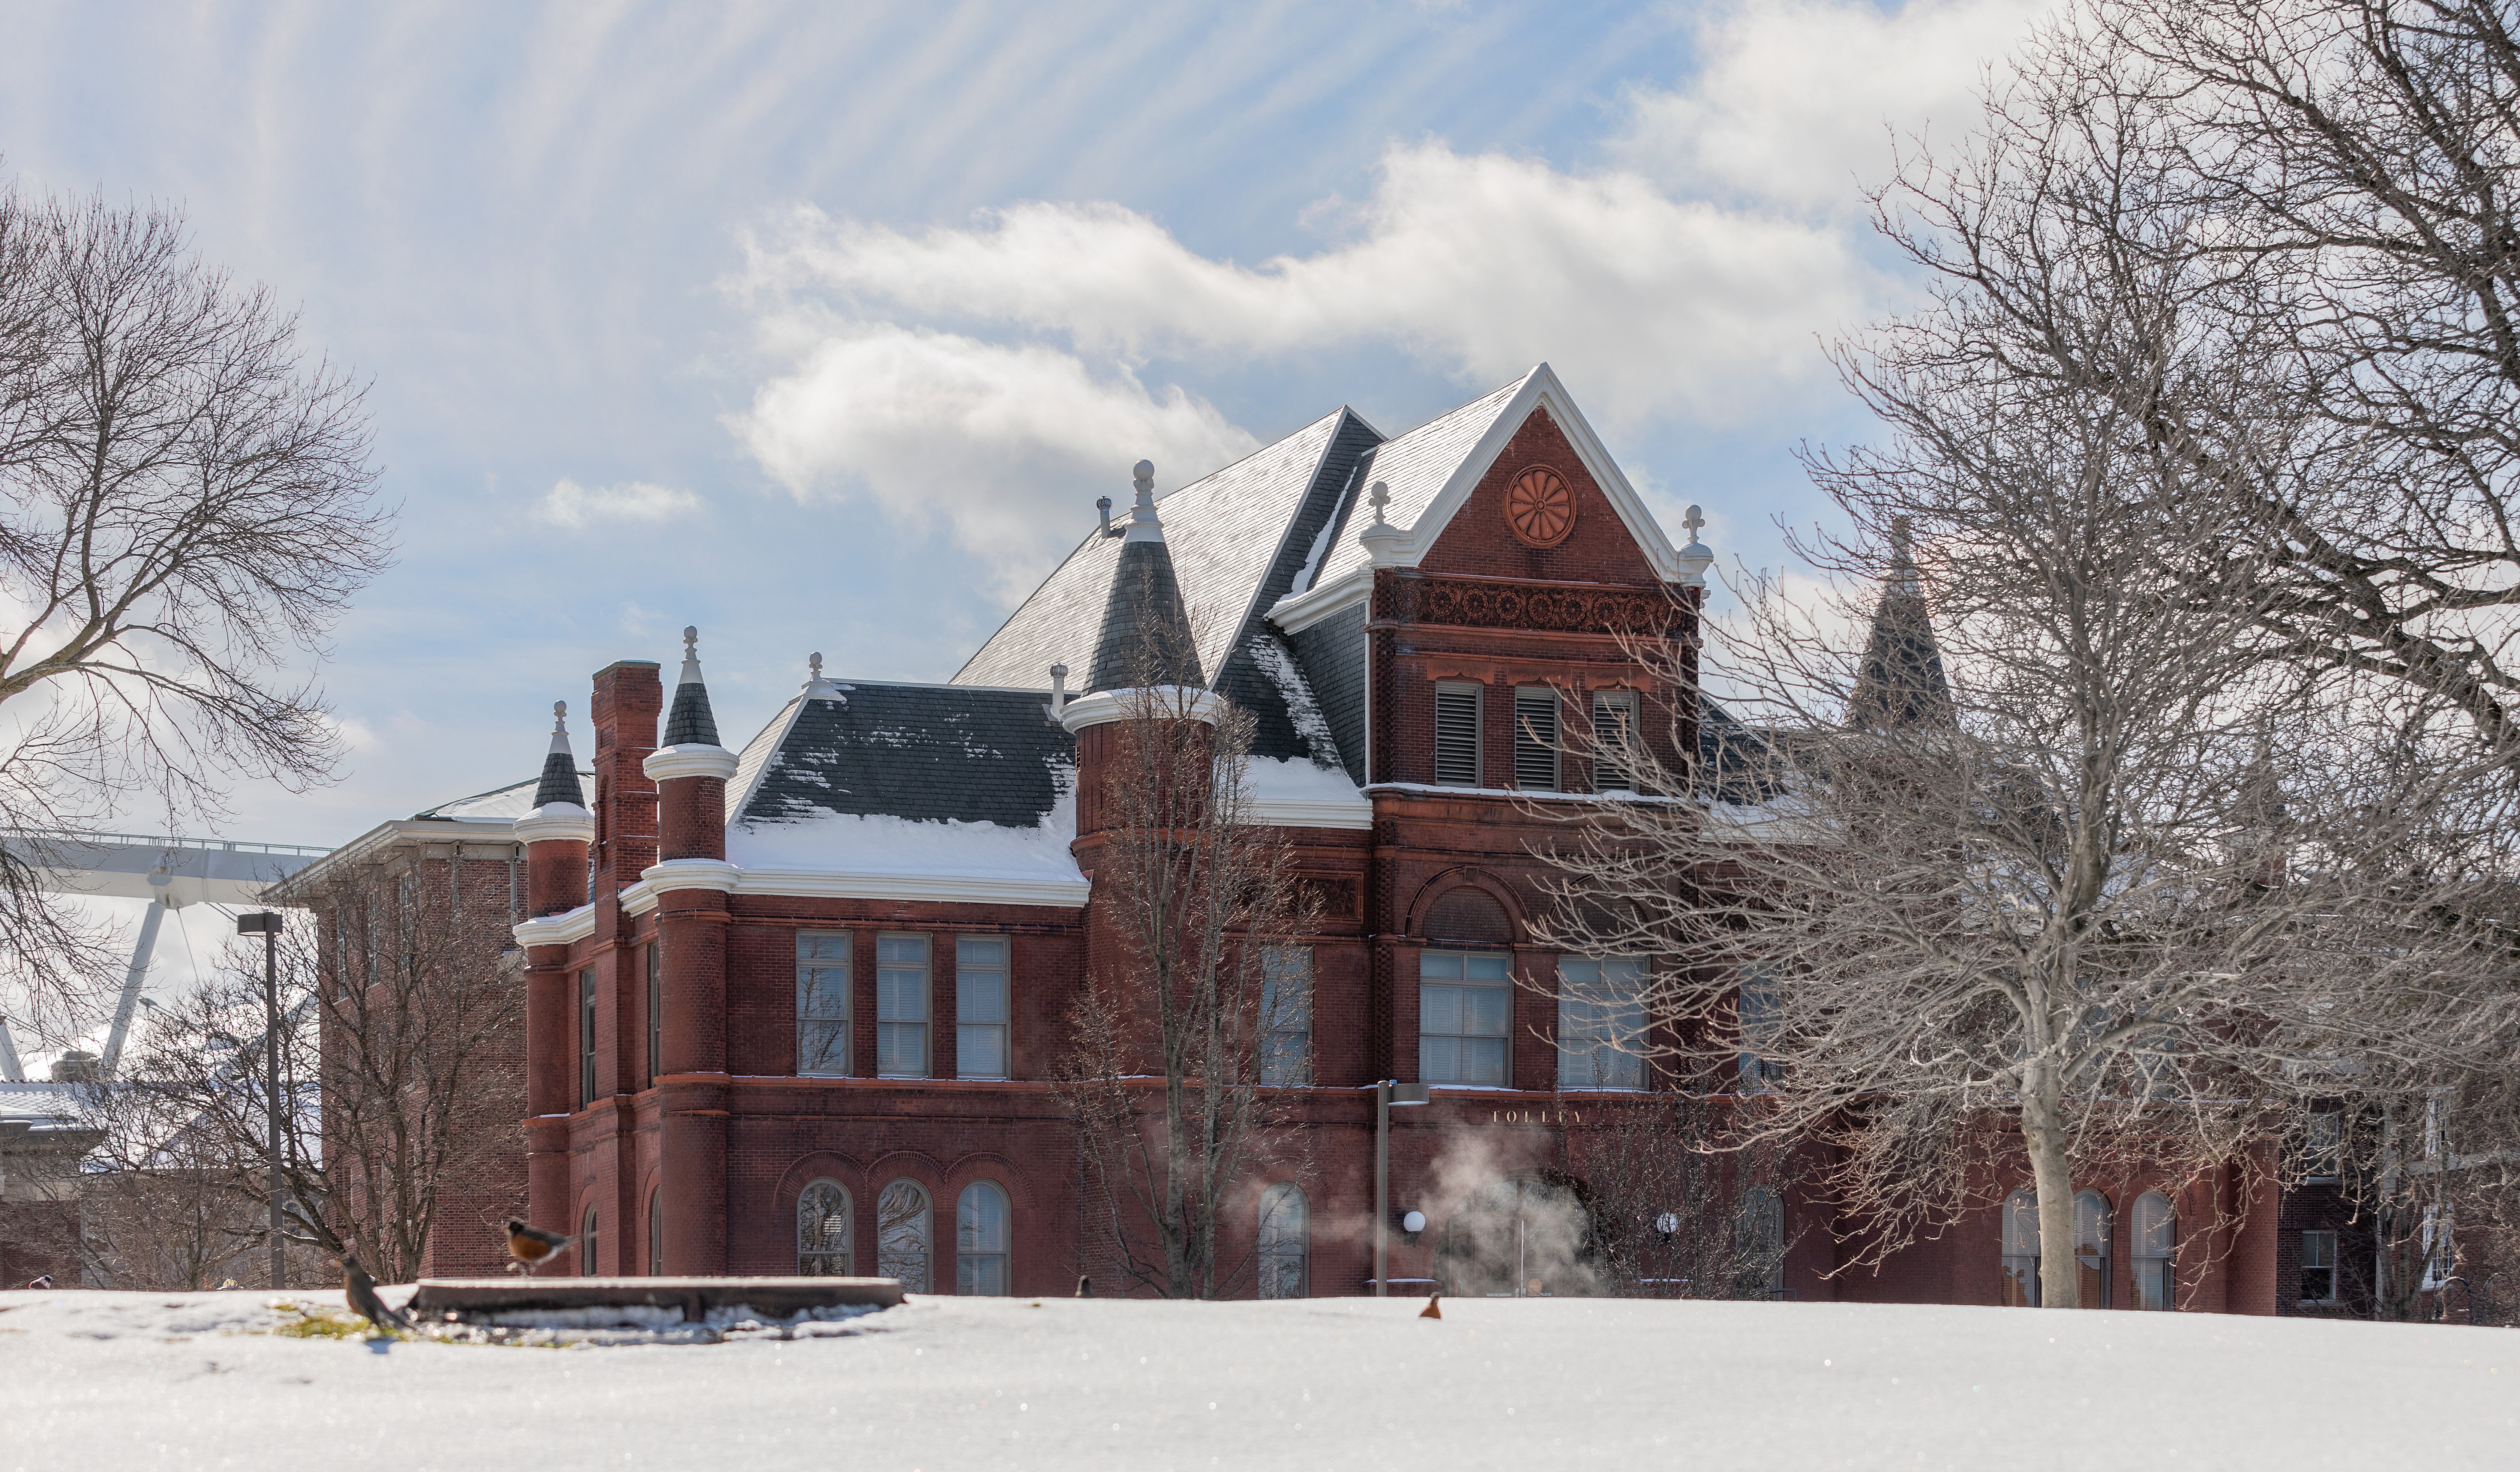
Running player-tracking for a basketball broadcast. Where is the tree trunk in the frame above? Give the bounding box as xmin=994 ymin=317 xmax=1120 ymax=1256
xmin=2022 ymin=1072 xmax=2080 ymax=1310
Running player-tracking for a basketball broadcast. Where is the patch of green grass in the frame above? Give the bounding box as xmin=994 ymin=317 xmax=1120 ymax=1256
xmin=270 ymin=1308 xmax=390 ymax=1340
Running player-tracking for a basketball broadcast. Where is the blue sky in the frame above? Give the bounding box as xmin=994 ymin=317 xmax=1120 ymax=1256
xmin=1 ymin=0 xmax=2047 ymax=855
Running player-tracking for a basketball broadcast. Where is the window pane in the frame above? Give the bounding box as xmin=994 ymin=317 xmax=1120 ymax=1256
xmin=1259 ymin=1184 xmax=1308 ymax=1299
xmin=879 ymin=970 xmax=928 ymax=1021
xmin=957 ymin=1024 xmax=1005 ymax=1079
xmin=1464 ymin=954 xmax=1512 ymax=982
xmin=1420 ymin=984 xmax=1463 ymax=1037
xmin=878 ymin=934 xmax=927 ymax=965
xmin=956 ymin=1182 xmax=1009 ymax=1297
xmin=958 ymin=971 xmax=1008 ymax=1025
xmin=876 ymin=1181 xmax=931 ymax=1293
xmin=1420 ymin=951 xmax=1463 ymax=981
xmin=1463 ymin=985 xmax=1511 ymax=1036
xmin=1422 ymin=1034 xmax=1461 ymax=1083
xmin=800 ymin=1019 xmax=849 ymax=1077
xmin=1464 ymin=1037 xmax=1507 ymax=1085
xmin=957 ymin=935 xmax=1006 ymax=967
xmin=878 ymin=1022 xmax=927 ymax=1077
xmin=798 ymin=1180 xmax=852 ymax=1276
xmin=800 ymin=966 xmax=849 ymax=1018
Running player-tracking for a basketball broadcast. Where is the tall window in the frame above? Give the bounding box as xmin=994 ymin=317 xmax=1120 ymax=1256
xmin=1590 ymin=690 xmax=1641 ymax=793
xmin=1258 ymin=1183 xmax=1309 ymax=1299
xmin=2073 ymin=1191 xmax=2112 ymax=1309
xmin=1434 ymin=682 xmax=1482 ymax=786
xmin=1736 ymin=965 xmax=1783 ymax=1091
xmin=956 ymin=936 xmax=1009 ymax=1080
xmin=1420 ymin=951 xmax=1511 ymax=1086
xmin=798 ymin=1179 xmax=853 ymax=1276
xmin=798 ymin=932 xmax=852 ymax=1077
xmin=877 ymin=1179 xmax=932 ymax=1292
xmin=2304 ymin=1110 xmax=2343 ymax=1184
xmin=1513 ymin=687 xmax=1560 ymax=791
xmin=2001 ymin=1189 xmax=2039 ymax=1307
xmin=2132 ymin=1191 xmax=2175 ymax=1310
xmin=1260 ymin=947 xmax=1314 ymax=1086
xmin=578 ymin=968 xmax=597 ymax=1108
xmin=1556 ymin=956 xmax=1645 ymax=1089
xmin=1736 ymin=1186 xmax=1786 ymax=1298
xmin=2300 ymin=1229 xmax=2339 ymax=1304
xmin=648 ymin=1187 xmax=664 ymax=1276
xmin=957 ymin=1181 xmax=1011 ymax=1295
xmin=646 ymin=940 xmax=662 ymax=1083
xmin=877 ymin=934 xmax=930 ymax=1078
xmin=581 ymin=1205 xmax=600 ymax=1277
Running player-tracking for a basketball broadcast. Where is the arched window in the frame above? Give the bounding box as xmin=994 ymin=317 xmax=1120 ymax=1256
xmin=2132 ymin=1191 xmax=2175 ymax=1311
xmin=1734 ymin=1186 xmax=1786 ymax=1299
xmin=956 ymin=1181 xmax=1011 ymax=1295
xmin=2001 ymin=1190 xmax=2038 ymax=1307
xmin=2073 ymin=1190 xmax=2112 ymax=1309
xmin=798 ymin=1179 xmax=854 ymax=1277
xmin=581 ymin=1205 xmax=600 ymax=1277
xmin=876 ymin=1179 xmax=932 ymax=1292
xmin=1258 ymin=1184 xmax=1309 ymax=1299
xmin=648 ymin=1186 xmax=664 ymax=1276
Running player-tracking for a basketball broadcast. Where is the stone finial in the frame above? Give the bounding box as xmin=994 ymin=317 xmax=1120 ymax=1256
xmin=1676 ymin=504 xmax=1713 ymax=588
xmin=1367 ymin=480 xmax=1391 ymax=528
xmin=810 ymin=652 xmax=823 ymax=681
xmin=552 ymin=701 xmax=567 ymax=733
xmin=1122 ymin=459 xmax=1165 ymax=543
xmin=1359 ymin=480 xmax=1404 ymax=567
xmin=683 ymin=625 xmax=699 ymax=658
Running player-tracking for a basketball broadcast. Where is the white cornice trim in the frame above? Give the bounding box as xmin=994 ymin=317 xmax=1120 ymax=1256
xmin=1266 ymin=568 xmax=1370 ymax=635
xmin=643 ymin=744 xmax=740 ymax=783
xmin=513 ymin=905 xmax=597 ymax=948
xmin=272 ymin=818 xmax=519 ymax=897
xmin=642 ymin=858 xmax=740 ymax=893
xmin=624 ymin=866 xmax=1090 ymax=914
xmin=513 ymin=805 xmax=595 ymax=846
xmin=1246 ymin=798 xmax=1375 ymax=831
xmin=1057 ymin=687 xmax=1228 ymax=733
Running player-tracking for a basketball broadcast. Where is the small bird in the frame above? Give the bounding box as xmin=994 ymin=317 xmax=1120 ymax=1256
xmin=1074 ymin=1274 xmax=1093 ymax=1298
xmin=1419 ymin=1290 xmax=1442 ymax=1320
xmin=24 ymin=1275 xmax=51 ymax=1290
xmin=506 ymin=1219 xmax=577 ymax=1275
xmin=340 ymin=1256 xmax=410 ymax=1334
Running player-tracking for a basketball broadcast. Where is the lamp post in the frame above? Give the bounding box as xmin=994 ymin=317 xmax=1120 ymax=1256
xmin=236 ymin=910 xmax=285 ymax=1290
xmin=1373 ymin=1079 xmax=1430 ymax=1296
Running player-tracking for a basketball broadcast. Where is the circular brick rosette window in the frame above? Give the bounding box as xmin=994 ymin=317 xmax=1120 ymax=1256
xmin=1505 ymin=467 xmax=1575 ymax=548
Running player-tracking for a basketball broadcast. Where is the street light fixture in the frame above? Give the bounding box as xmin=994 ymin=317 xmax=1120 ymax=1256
xmin=236 ymin=910 xmax=285 ymax=1290
xmin=1373 ymin=1080 xmax=1430 ymax=1296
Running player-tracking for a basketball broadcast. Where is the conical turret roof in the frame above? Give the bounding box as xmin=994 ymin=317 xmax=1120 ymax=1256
xmin=1084 ymin=461 xmax=1205 ymax=693
xmin=662 ymin=625 xmax=724 ymax=747
xmin=532 ymin=702 xmax=588 ymax=809
xmin=1847 ymin=518 xmax=1955 ymax=731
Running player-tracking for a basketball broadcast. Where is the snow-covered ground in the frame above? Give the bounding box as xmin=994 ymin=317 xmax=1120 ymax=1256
xmin=2 ymin=1288 xmax=2510 ymax=1470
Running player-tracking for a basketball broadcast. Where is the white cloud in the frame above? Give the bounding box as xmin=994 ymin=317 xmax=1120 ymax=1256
xmin=1611 ymin=0 xmax=2054 ymax=215
xmin=736 ymin=141 xmax=1870 ymax=429
xmin=724 ymin=324 xmax=1258 ymax=605
xmin=535 ymin=478 xmax=704 ymax=528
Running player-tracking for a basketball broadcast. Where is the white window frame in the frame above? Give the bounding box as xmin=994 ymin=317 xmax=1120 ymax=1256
xmin=1258 ymin=1182 xmax=1309 ymax=1299
xmin=1556 ymin=956 xmax=1646 ymax=1090
xmin=797 ymin=932 xmax=852 ymax=1078
xmin=1590 ymin=689 xmax=1642 ymax=793
xmin=2001 ymin=1188 xmax=2040 ymax=1307
xmin=2303 ymin=1109 xmax=2343 ymax=1184
xmin=1260 ymin=947 xmax=1314 ymax=1086
xmin=1513 ymin=686 xmax=1561 ymax=791
xmin=1419 ymin=950 xmax=1512 ymax=1086
xmin=956 ymin=1181 xmax=1011 ymax=1296
xmin=877 ymin=933 xmax=930 ymax=1079
xmin=955 ymin=936 xmax=1010 ymax=1081
xmin=2132 ymin=1191 xmax=2175 ymax=1311
xmin=1434 ymin=682 xmax=1483 ymax=786
xmin=798 ymin=1178 xmax=853 ymax=1276
xmin=2300 ymin=1229 xmax=2340 ymax=1304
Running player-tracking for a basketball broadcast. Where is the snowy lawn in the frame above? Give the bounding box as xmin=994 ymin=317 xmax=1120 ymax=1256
xmin=2 ymin=1287 xmax=2511 ymax=1470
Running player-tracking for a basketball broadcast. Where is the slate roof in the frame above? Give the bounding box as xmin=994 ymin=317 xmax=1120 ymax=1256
xmin=729 ymin=682 xmax=1073 ymax=831
xmin=410 ymin=775 xmax=589 ymax=824
xmin=1084 ymin=537 xmax=1203 ymax=693
xmin=1302 ymin=371 xmax=1533 ymax=594
xmin=663 ymin=664 xmax=723 ymax=747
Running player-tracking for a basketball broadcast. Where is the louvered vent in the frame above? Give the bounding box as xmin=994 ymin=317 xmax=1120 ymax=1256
xmin=1514 ymin=687 xmax=1560 ymax=791
xmin=1434 ymin=683 xmax=1481 ymax=786
xmin=1592 ymin=690 xmax=1640 ymax=793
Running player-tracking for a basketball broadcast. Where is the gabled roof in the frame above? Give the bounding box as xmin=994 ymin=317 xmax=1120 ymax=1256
xmin=1269 ymin=364 xmax=1692 ymax=633
xmin=954 ymin=408 xmax=1359 ymax=692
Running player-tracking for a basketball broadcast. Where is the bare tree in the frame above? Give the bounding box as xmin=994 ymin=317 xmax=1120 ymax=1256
xmin=130 ymin=860 xmax=518 ymax=1281
xmin=0 ymin=180 xmax=391 ymax=1049
xmin=1057 ymin=597 xmax=1314 ymax=1298
xmin=1565 ymin=1093 xmax=1801 ymax=1301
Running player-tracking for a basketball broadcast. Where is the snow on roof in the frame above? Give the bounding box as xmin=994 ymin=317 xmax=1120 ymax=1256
xmin=955 ymin=408 xmax=1354 ymax=691
xmin=1305 ymin=369 xmax=1534 ymax=592
xmin=410 ymin=775 xmax=592 ymax=825
xmin=726 ymin=776 xmax=1083 ymax=885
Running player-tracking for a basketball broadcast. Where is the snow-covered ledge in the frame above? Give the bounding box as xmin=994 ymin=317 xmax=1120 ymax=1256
xmin=1058 ymin=686 xmax=1228 ymax=734
xmin=623 ymin=867 xmax=1090 ymax=915
xmin=643 ymin=744 xmax=740 ymax=783
xmin=512 ymin=803 xmax=595 ymax=846
xmin=513 ymin=904 xmax=597 ymax=948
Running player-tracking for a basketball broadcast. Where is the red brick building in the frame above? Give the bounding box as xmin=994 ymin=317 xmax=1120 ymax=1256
xmin=486 ymin=365 xmax=2288 ymax=1308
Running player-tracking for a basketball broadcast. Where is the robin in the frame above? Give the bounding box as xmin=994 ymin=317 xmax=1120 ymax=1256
xmin=505 ymin=1219 xmax=577 ymax=1275
xmin=1074 ymin=1274 xmax=1092 ymax=1298
xmin=1419 ymin=1290 xmax=1442 ymax=1320
xmin=24 ymin=1275 xmax=51 ymax=1290
xmin=339 ymin=1256 xmax=410 ymax=1334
